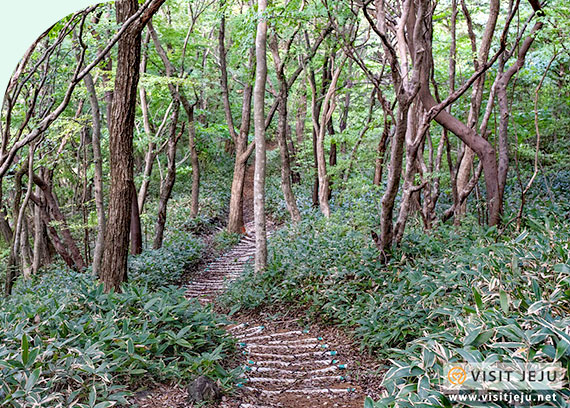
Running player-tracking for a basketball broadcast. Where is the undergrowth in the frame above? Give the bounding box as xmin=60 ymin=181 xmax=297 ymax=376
xmin=0 ymin=269 xmax=236 ymax=407
xmin=225 ymin=183 xmax=570 ymax=407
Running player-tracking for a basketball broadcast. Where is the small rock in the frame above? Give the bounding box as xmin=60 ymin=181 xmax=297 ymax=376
xmin=187 ymin=376 xmax=222 ymax=403
xmin=133 ymin=390 xmax=152 ymax=399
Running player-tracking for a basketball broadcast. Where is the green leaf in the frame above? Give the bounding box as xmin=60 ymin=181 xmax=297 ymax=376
xmin=21 ymin=334 xmax=29 ymax=366
xmin=555 ymin=339 xmax=570 ymax=361
xmin=89 ymin=385 xmax=96 ymax=408
xmin=553 ymin=263 xmax=570 ymax=274
xmin=364 ymin=396 xmax=376 ymax=408
xmin=93 ymin=402 xmax=114 ymax=408
xmin=473 ymin=288 xmax=483 ymax=310
xmin=473 ymin=330 xmax=495 ymax=347
xmin=25 ymin=368 xmax=41 ymax=392
xmin=127 ymin=339 xmax=135 ymax=355
xmin=527 ymin=301 xmax=546 ymax=314
xmin=500 ymin=290 xmax=509 ymax=313
xmin=464 ymin=327 xmax=483 ymax=346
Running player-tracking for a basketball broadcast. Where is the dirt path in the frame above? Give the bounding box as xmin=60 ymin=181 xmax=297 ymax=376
xmin=181 ymin=221 xmax=374 ymax=408
xmin=134 ymin=161 xmax=380 ymax=407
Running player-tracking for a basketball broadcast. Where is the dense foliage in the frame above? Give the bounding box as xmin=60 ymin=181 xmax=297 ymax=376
xmin=226 ymin=178 xmax=570 ymax=406
xmin=0 ymin=269 xmax=235 ymax=407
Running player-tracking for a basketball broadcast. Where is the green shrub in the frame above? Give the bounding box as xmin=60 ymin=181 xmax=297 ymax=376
xmin=0 ymin=269 xmax=236 ymax=408
xmin=129 ymin=231 xmax=205 ymax=287
xmin=213 ymin=231 xmax=241 ymax=252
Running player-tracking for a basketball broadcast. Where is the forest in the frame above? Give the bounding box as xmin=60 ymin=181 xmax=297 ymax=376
xmin=0 ymin=0 xmax=569 ymax=407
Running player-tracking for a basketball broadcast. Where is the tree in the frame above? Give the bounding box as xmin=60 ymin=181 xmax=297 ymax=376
xmin=253 ymin=0 xmax=268 ymax=273
xmin=220 ymin=13 xmax=255 ymax=235
xmin=100 ymin=0 xmax=167 ymax=293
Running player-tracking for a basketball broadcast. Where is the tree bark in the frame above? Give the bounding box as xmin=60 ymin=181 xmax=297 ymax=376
xmin=270 ymin=34 xmax=301 ymax=224
xmin=188 ymin=106 xmax=200 ymax=218
xmin=376 ymin=102 xmax=411 ymax=258
xmin=314 ymin=57 xmax=345 ymax=218
xmin=454 ymin=0 xmax=500 ymax=219
xmin=154 ymin=104 xmax=182 ymax=249
xmin=100 ymin=0 xmax=167 ymax=292
xmin=295 ymin=74 xmax=307 ymax=146
xmin=130 ymin=181 xmax=143 ymax=254
xmin=32 ymin=173 xmax=86 ymax=270
xmin=496 ymin=18 xmax=543 ymax=206
xmin=253 ymin=0 xmax=268 ymax=273
xmin=219 ymin=15 xmax=255 ymax=234
xmin=83 ymin=72 xmax=106 ymax=275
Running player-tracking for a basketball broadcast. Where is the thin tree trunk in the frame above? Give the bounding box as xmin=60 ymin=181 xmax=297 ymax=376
xmin=295 ymin=74 xmax=307 ymax=146
xmin=394 ymin=104 xmax=429 ymax=244
xmin=83 ymin=71 xmax=106 ymax=276
xmin=154 ymin=104 xmax=182 ymax=249
xmin=188 ymin=106 xmax=200 ymax=218
xmin=314 ymin=57 xmax=345 ymax=218
xmin=375 ymin=102 xmax=411 ymax=259
xmin=32 ymin=173 xmax=86 ymax=270
xmin=219 ymin=14 xmax=237 ymax=155
xmin=0 ymin=182 xmax=13 ymax=245
xmin=270 ymin=34 xmax=301 ymax=224
xmin=496 ymin=18 xmax=544 ymax=206
xmin=308 ymin=57 xmax=327 ymax=208
xmin=227 ymin=50 xmax=255 ymax=234
xmin=373 ymin=120 xmax=391 ymax=186
xmin=339 ymin=59 xmax=352 ymax=154
xmin=253 ymin=0 xmax=268 ymax=273
xmin=130 ymin=182 xmax=143 ymax=254
xmin=219 ymin=15 xmax=255 ymax=234
xmin=454 ymin=0 xmax=500 ymax=219
xmin=31 ymin=184 xmax=51 ymax=274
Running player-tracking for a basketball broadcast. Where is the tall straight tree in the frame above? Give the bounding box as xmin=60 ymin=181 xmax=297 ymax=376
xmin=253 ymin=0 xmax=268 ymax=273
xmin=100 ymin=0 xmax=167 ymax=292
xmin=220 ymin=14 xmax=255 ymax=235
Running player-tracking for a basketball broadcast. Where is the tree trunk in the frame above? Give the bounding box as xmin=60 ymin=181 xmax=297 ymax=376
xmin=253 ymin=0 xmax=268 ymax=273
xmin=130 ymin=182 xmax=143 ymax=254
xmin=147 ymin=22 xmax=200 ymax=218
xmin=219 ymin=14 xmax=237 ymax=155
xmin=227 ymin=51 xmax=255 ymax=234
xmin=314 ymin=57 xmax=344 ymax=218
xmin=0 ymin=182 xmax=13 ymax=245
xmin=83 ymin=72 xmax=106 ymax=276
xmin=154 ymin=104 xmax=182 ymax=249
xmin=295 ymin=74 xmax=307 ymax=146
xmin=33 ymin=173 xmax=86 ymax=270
xmin=31 ymin=185 xmax=51 ymax=274
xmin=496 ymin=18 xmax=543 ymax=206
xmin=101 ymin=0 xmax=167 ymax=292
xmin=219 ymin=16 xmax=255 ymax=234
xmin=270 ymin=34 xmax=301 ymax=224
xmin=308 ymin=57 xmax=328 ymax=208
xmin=376 ymin=102 xmax=410 ymax=259
xmin=394 ymin=103 xmax=428 ymax=244
xmin=188 ymin=106 xmax=200 ymax=218
xmin=453 ymin=0 xmax=500 ymax=219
